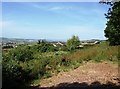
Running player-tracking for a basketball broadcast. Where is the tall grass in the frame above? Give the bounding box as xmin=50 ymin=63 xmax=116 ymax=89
xmin=64 ymin=41 xmax=118 ymax=64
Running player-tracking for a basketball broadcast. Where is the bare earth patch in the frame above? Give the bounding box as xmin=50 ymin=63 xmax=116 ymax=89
xmin=40 ymin=61 xmax=119 ymax=88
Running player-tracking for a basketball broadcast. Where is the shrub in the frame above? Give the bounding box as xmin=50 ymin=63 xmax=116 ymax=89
xmin=2 ymin=58 xmax=25 ymax=89
xmin=8 ymin=45 xmax=34 ymax=62
xmin=34 ymin=42 xmax=59 ymax=52
xmin=66 ymin=35 xmax=80 ymax=51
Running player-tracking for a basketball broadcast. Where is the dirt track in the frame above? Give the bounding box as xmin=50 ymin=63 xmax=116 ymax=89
xmin=40 ymin=62 xmax=120 ymax=88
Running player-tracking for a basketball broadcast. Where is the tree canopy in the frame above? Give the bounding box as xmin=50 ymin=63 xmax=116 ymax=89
xmin=101 ymin=0 xmax=120 ymax=45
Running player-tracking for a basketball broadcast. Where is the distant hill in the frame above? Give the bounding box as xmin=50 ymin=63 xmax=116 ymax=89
xmin=1 ymin=37 xmax=38 ymax=44
xmin=0 ymin=37 xmax=104 ymax=44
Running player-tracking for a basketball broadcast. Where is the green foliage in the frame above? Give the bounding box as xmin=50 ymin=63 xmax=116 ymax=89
xmin=33 ymin=42 xmax=59 ymax=52
xmin=2 ymin=58 xmax=25 ymax=89
xmin=8 ymin=45 xmax=34 ymax=62
xmin=2 ymin=45 xmax=65 ymax=89
xmin=2 ymin=45 xmax=13 ymax=49
xmin=103 ymin=1 xmax=120 ymax=45
xmin=2 ymin=41 xmax=118 ymax=88
xmin=66 ymin=35 xmax=80 ymax=51
xmin=59 ymin=45 xmax=68 ymax=51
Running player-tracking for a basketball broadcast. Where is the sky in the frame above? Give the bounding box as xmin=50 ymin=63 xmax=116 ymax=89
xmin=2 ymin=2 xmax=110 ymax=41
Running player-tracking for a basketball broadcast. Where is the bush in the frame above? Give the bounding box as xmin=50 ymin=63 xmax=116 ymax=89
xmin=32 ymin=42 xmax=59 ymax=53
xmin=8 ymin=45 xmax=34 ymax=62
xmin=2 ymin=58 xmax=25 ymax=89
xmin=66 ymin=35 xmax=80 ymax=51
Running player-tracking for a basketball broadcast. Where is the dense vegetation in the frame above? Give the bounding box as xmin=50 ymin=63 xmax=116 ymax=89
xmin=101 ymin=0 xmax=120 ymax=45
xmin=2 ymin=40 xmax=118 ymax=89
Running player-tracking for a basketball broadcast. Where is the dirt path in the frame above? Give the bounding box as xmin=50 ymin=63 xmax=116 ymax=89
xmin=40 ymin=62 xmax=119 ymax=88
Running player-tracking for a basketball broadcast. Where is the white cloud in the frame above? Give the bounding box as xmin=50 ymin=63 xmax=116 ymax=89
xmin=30 ymin=3 xmax=73 ymax=11
xmin=49 ymin=6 xmax=73 ymax=11
xmin=49 ymin=6 xmax=65 ymax=10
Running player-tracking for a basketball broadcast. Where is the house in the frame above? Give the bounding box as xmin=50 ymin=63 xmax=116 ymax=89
xmin=81 ymin=40 xmax=100 ymax=46
xmin=52 ymin=43 xmax=57 ymax=47
xmin=78 ymin=45 xmax=84 ymax=48
xmin=94 ymin=41 xmax=100 ymax=44
xmin=56 ymin=42 xmax=64 ymax=46
xmin=51 ymin=41 xmax=65 ymax=47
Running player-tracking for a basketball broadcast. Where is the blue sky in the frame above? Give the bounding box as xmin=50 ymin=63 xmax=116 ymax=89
xmin=2 ymin=2 xmax=109 ymax=41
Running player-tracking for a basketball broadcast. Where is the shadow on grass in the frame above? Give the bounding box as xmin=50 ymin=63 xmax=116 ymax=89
xmin=27 ymin=80 xmax=120 ymax=89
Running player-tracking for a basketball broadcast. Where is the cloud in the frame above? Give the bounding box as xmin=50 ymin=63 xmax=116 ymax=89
xmin=49 ymin=6 xmax=65 ymax=10
xmin=30 ymin=3 xmax=73 ymax=11
xmin=49 ymin=6 xmax=73 ymax=11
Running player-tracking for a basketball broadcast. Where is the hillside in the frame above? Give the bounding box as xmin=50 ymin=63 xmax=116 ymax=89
xmin=2 ymin=41 xmax=119 ymax=89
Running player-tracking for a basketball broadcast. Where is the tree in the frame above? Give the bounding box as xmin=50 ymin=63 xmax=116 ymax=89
xmin=66 ymin=35 xmax=80 ymax=51
xmin=100 ymin=0 xmax=120 ymax=45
